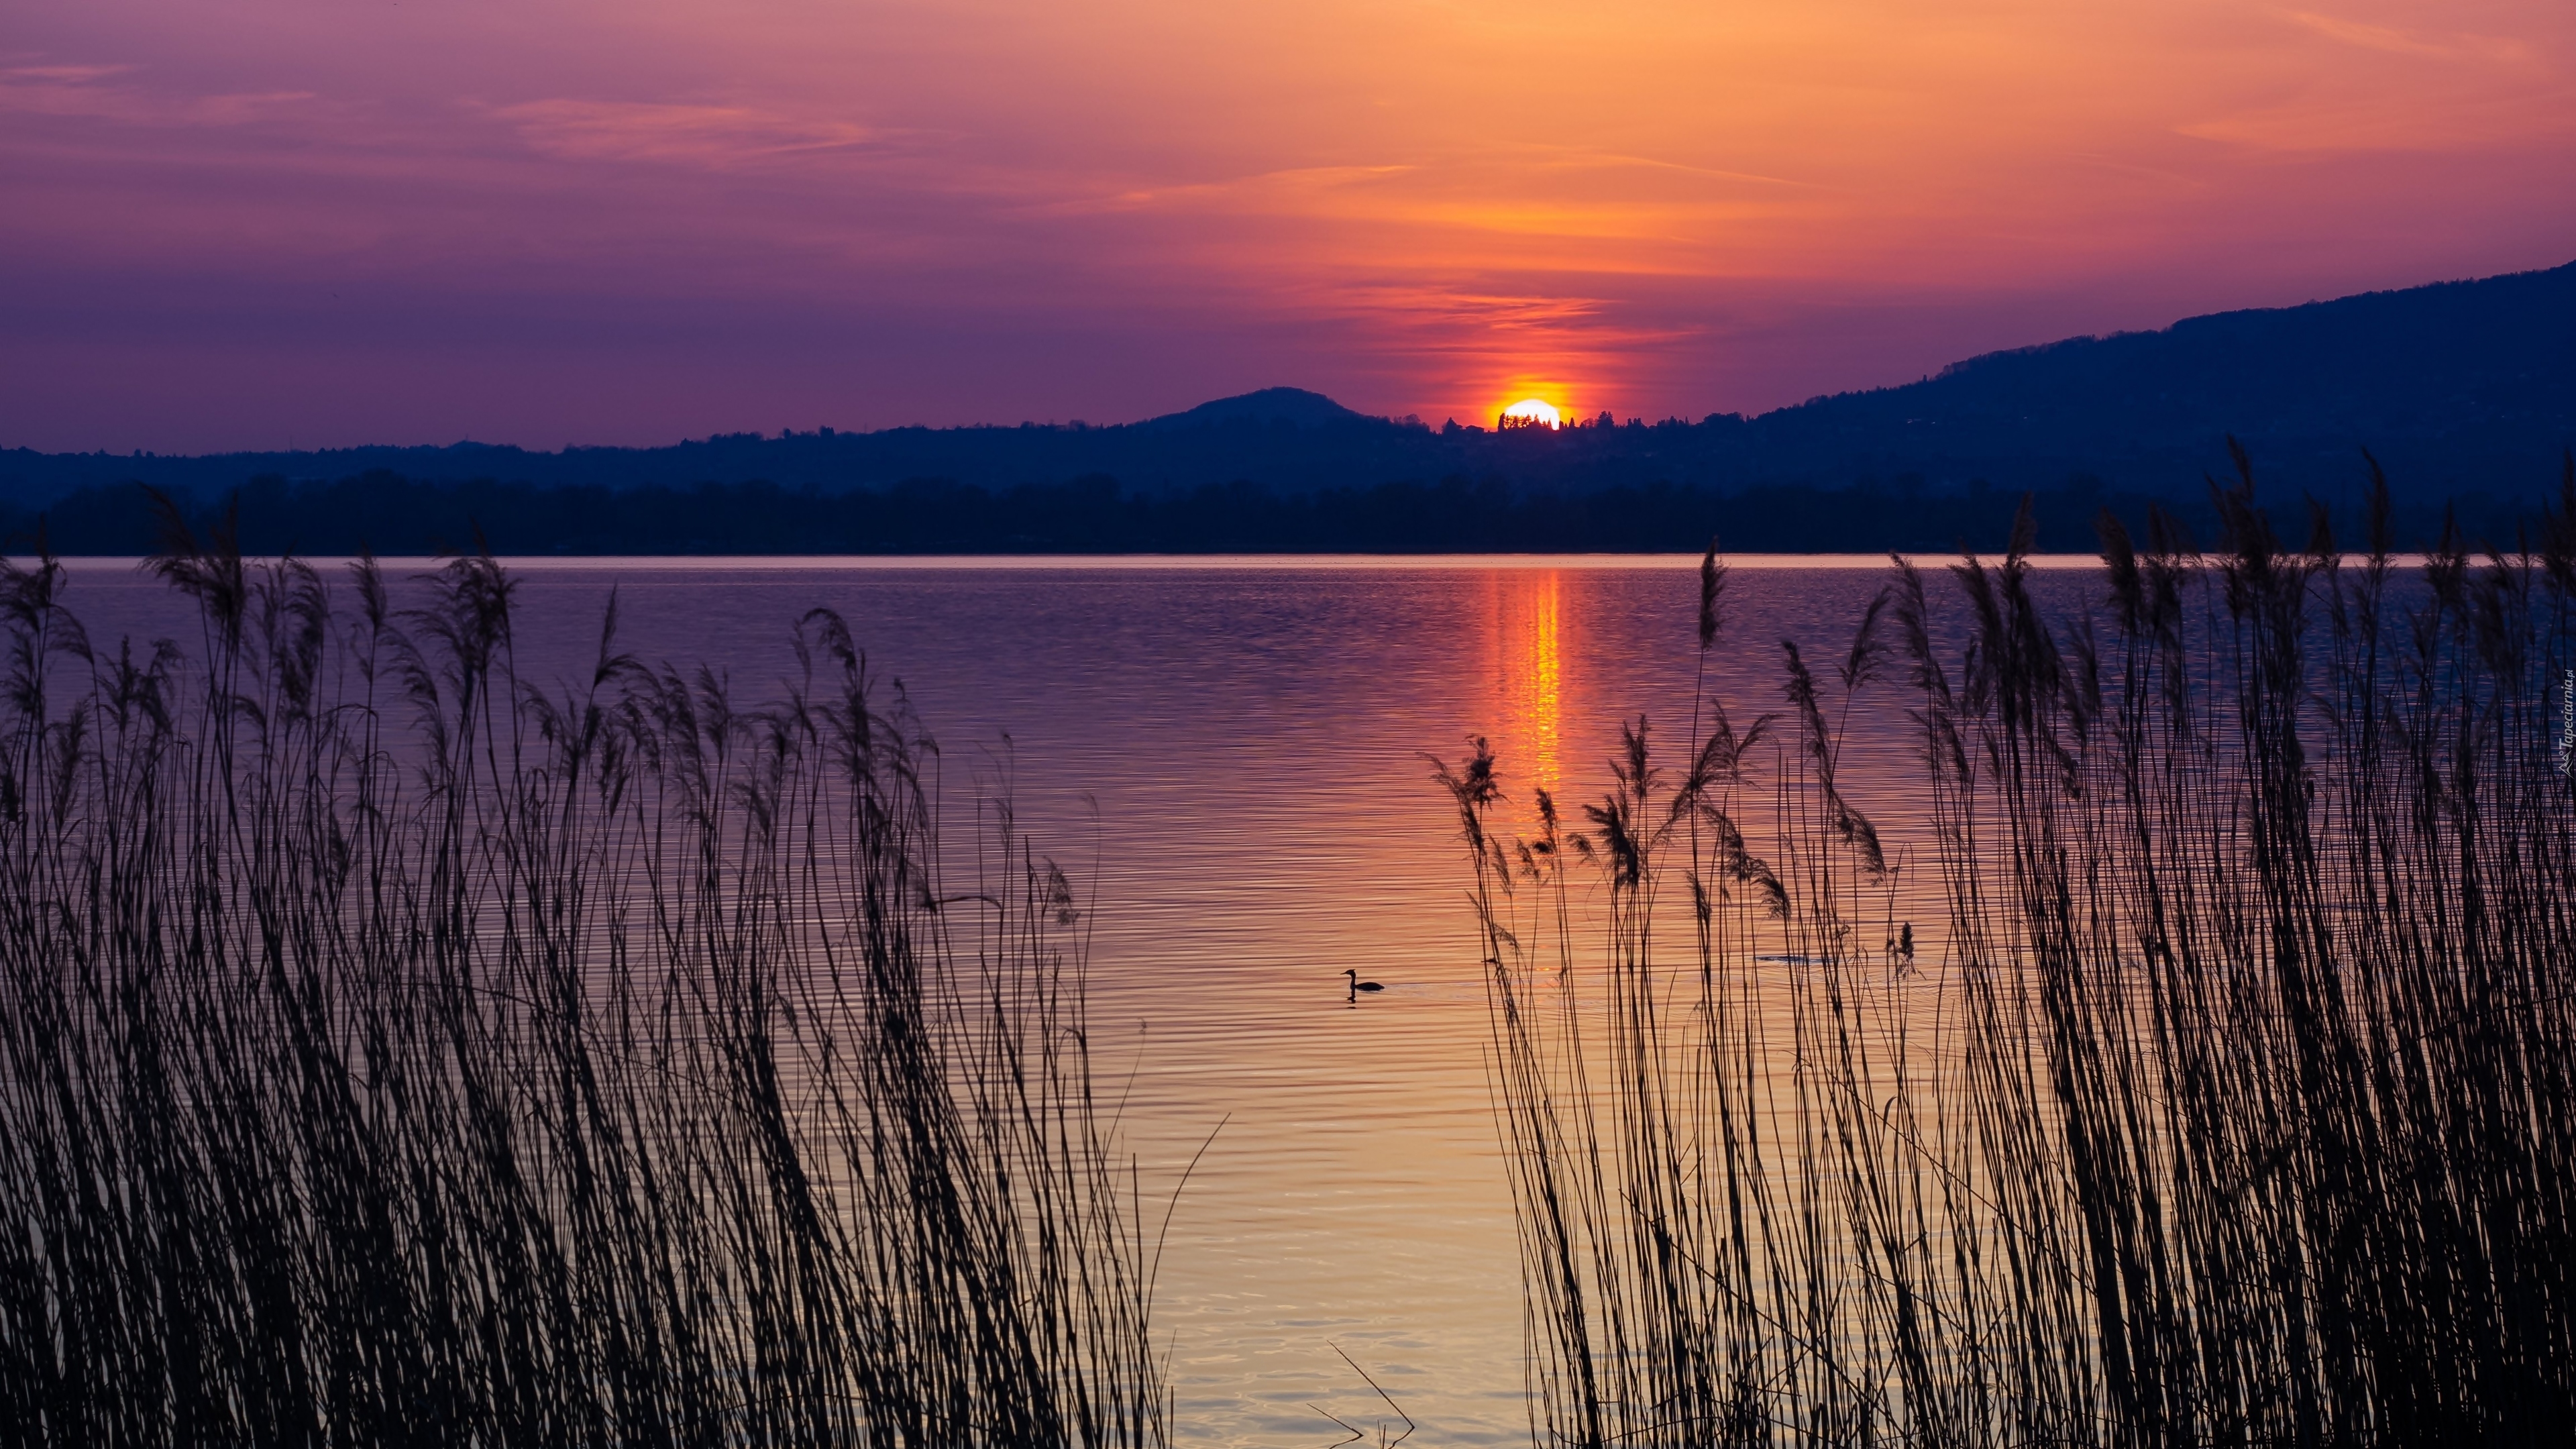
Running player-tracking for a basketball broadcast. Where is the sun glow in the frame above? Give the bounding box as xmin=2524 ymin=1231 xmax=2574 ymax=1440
xmin=1499 ymin=398 xmax=1563 ymax=430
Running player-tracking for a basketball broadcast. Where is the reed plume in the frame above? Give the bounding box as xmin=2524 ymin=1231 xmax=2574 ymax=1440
xmin=1452 ymin=470 xmax=2576 ymax=1445
xmin=0 ymin=535 xmax=1169 ymax=1447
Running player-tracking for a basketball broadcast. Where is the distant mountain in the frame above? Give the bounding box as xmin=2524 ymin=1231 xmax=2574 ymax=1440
xmin=1137 ymin=386 xmax=1371 ymax=430
xmin=1758 ymin=260 xmax=2576 ymax=502
xmin=4 ymin=260 xmax=2571 ymax=517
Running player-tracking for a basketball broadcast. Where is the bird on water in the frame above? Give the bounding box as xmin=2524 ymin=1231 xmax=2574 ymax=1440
xmin=1343 ymin=969 xmax=1384 ymax=1001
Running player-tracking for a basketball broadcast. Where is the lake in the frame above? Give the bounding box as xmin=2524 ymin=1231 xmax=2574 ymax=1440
xmin=50 ymin=553 xmax=2109 ymax=1447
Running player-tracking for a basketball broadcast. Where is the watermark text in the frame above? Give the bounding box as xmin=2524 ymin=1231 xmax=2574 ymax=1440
xmin=2560 ymin=669 xmax=2574 ymax=777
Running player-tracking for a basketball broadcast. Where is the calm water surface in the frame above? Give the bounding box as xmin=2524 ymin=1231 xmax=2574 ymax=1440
xmin=57 ymin=554 xmax=2106 ymax=1446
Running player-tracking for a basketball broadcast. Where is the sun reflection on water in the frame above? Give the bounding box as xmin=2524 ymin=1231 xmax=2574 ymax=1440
xmin=1487 ymin=570 xmax=1566 ymax=792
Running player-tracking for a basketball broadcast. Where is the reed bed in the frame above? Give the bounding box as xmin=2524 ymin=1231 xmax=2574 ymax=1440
xmin=1443 ymin=462 xmax=2576 ymax=1446
xmin=0 ymin=525 xmax=1167 ymax=1447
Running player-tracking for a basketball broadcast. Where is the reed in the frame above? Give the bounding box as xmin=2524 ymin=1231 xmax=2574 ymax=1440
xmin=1445 ymin=464 xmax=2576 ymax=1445
xmin=0 ymin=526 xmax=1168 ymax=1447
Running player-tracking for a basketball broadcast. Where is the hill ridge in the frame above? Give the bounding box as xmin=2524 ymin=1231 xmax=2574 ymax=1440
xmin=5 ymin=258 xmax=2571 ymax=508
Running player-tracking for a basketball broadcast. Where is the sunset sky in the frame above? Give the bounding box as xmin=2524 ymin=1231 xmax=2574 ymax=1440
xmin=5 ymin=0 xmax=2573 ymax=451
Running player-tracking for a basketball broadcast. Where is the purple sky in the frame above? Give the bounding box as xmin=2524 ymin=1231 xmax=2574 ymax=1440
xmin=6 ymin=0 xmax=2574 ymax=452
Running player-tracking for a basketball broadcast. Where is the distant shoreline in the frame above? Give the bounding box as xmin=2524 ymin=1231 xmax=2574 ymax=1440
xmin=25 ymin=551 xmax=2449 ymax=571
xmin=1 ymin=472 xmax=2542 ymax=561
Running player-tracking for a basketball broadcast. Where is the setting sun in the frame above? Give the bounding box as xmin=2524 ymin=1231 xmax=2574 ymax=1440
xmin=1499 ymin=398 xmax=1563 ymax=429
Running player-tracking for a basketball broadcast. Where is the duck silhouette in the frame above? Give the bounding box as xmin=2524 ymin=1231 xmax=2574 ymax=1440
xmin=1343 ymin=969 xmax=1384 ymax=1002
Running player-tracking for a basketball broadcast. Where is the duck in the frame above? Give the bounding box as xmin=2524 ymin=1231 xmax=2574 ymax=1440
xmin=1343 ymin=969 xmax=1385 ymax=1000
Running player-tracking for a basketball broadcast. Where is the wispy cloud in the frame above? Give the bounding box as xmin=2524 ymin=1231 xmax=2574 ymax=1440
xmin=3 ymin=64 xmax=133 ymax=83
xmin=0 ymin=63 xmax=313 ymax=126
xmin=2179 ymin=10 xmax=2567 ymax=152
xmin=2282 ymin=10 xmax=2535 ymax=64
xmin=2180 ymin=93 xmax=2573 ymax=152
xmin=1512 ymin=144 xmax=1813 ymax=190
xmin=490 ymin=99 xmax=881 ymax=168
xmin=1046 ymin=149 xmax=1801 ymax=268
xmin=1340 ymin=284 xmax=1610 ymax=330
xmin=1046 ymin=164 xmax=1415 ymax=217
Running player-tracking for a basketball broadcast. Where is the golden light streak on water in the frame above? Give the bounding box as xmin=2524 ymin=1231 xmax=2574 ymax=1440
xmin=1489 ymin=568 xmax=1566 ymax=791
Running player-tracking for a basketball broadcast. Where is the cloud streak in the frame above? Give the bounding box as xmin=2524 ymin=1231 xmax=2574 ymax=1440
xmin=0 ymin=64 xmax=315 ymax=127
xmin=490 ymin=99 xmax=885 ymax=168
xmin=2284 ymin=9 xmax=2535 ymax=64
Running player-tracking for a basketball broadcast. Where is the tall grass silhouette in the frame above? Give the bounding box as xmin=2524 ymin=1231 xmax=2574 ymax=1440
xmin=1442 ymin=460 xmax=2576 ymax=1445
xmin=0 ymin=523 xmax=1168 ymax=1446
